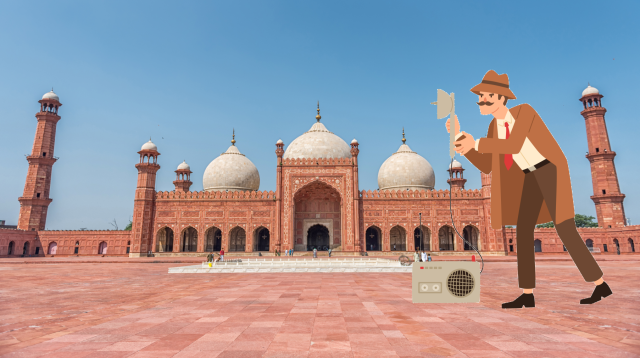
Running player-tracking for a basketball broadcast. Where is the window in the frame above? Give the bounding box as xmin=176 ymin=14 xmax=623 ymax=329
xmin=595 ymin=148 xmax=599 ymax=153
xmin=37 ymin=193 xmax=41 ymax=198
xmin=603 ymin=244 xmax=608 ymax=252
xmin=602 ymin=190 xmax=606 ymax=195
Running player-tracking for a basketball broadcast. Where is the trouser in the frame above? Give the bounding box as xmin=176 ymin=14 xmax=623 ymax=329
xmin=516 ymin=162 xmax=603 ymax=288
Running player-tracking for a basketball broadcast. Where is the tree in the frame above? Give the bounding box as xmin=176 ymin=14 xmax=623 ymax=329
xmin=535 ymin=214 xmax=599 ymax=229
xmin=109 ymin=219 xmax=118 ymax=230
xmin=125 ymin=220 xmax=132 ymax=231
xmin=575 ymin=214 xmax=598 ymax=228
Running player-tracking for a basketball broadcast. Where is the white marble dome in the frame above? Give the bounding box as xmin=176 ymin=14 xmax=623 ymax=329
xmin=141 ymin=140 xmax=157 ymax=151
xmin=203 ymin=144 xmax=260 ymax=192
xmin=283 ymin=121 xmax=352 ymax=160
xmin=582 ymin=85 xmax=599 ymax=97
xmin=449 ymin=159 xmax=462 ymax=169
xmin=177 ymin=161 xmax=190 ymax=171
xmin=378 ymin=140 xmax=435 ymax=191
xmin=42 ymin=90 xmax=59 ymax=101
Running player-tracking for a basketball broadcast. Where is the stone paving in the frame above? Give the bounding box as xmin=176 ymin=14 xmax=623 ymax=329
xmin=0 ymin=257 xmax=639 ymax=357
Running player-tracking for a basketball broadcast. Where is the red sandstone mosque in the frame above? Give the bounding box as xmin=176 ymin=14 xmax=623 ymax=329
xmin=1 ymin=86 xmax=638 ymax=257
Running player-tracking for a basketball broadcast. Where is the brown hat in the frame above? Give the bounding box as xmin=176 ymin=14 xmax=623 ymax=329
xmin=470 ymin=70 xmax=516 ymax=99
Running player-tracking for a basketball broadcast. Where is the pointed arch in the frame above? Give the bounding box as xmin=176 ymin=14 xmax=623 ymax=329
xmin=534 ymin=239 xmax=542 ymax=252
xmin=463 ymin=225 xmax=480 ymax=251
xmin=413 ymin=225 xmax=430 ymax=251
xmin=365 ymin=225 xmax=382 ymax=251
xmin=47 ymin=242 xmax=57 ymax=255
xmin=180 ymin=226 xmax=198 ymax=252
xmin=438 ymin=225 xmax=455 ymax=251
xmin=229 ymin=226 xmax=246 ymax=252
xmin=390 ymin=225 xmax=406 ymax=251
xmin=254 ymin=226 xmax=270 ymax=252
xmin=156 ymin=226 xmax=174 ymax=252
xmin=205 ymin=226 xmax=222 ymax=252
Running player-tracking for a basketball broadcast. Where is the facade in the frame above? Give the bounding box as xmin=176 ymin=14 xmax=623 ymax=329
xmin=1 ymin=87 xmax=639 ymax=257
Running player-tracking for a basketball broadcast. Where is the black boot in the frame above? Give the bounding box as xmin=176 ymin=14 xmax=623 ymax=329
xmin=502 ymin=293 xmax=535 ymax=309
xmin=580 ymin=282 xmax=612 ymax=304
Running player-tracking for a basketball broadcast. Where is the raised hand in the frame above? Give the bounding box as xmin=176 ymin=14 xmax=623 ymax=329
xmin=446 ymin=115 xmax=460 ymax=135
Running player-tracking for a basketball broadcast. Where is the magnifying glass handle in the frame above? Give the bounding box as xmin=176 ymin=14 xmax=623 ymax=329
xmin=449 ymin=93 xmax=455 ymax=159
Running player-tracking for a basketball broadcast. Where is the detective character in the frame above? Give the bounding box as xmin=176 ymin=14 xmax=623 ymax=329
xmin=447 ymin=70 xmax=612 ymax=308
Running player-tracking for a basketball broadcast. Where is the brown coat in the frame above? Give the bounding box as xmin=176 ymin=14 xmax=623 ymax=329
xmin=464 ymin=104 xmax=575 ymax=229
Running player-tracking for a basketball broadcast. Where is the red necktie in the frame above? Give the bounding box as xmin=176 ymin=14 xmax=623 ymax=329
xmin=504 ymin=122 xmax=513 ymax=170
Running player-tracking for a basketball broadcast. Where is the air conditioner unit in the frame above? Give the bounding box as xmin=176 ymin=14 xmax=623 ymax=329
xmin=412 ymin=261 xmax=480 ymax=303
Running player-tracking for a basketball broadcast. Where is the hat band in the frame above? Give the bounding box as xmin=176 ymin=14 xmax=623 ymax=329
xmin=482 ymin=80 xmax=510 ymax=88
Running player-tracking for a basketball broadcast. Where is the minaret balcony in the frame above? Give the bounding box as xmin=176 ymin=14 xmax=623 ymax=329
xmin=590 ymin=193 xmax=626 ymax=203
xmin=26 ymin=155 xmax=58 ymax=165
xmin=585 ymin=151 xmax=616 ymax=161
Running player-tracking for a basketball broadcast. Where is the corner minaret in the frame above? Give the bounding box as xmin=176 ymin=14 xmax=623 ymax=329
xmin=18 ymin=90 xmax=62 ymax=231
xmin=130 ymin=139 xmax=160 ymax=257
xmin=580 ymin=84 xmax=626 ymax=228
xmin=173 ymin=161 xmax=192 ymax=192
xmin=447 ymin=159 xmax=466 ymax=191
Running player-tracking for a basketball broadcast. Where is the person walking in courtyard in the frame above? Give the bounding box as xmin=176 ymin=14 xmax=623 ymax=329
xmin=413 ymin=250 xmax=420 ymax=262
xmin=427 ymin=253 xmax=432 ymax=262
xmin=207 ymin=252 xmax=213 ymax=262
xmin=421 ymin=250 xmax=427 ymax=263
xmin=285 ymin=249 xmax=288 ymax=256
xmin=289 ymin=248 xmax=293 ymax=256
xmin=449 ymin=70 xmax=610 ymax=308
xmin=328 ymin=247 xmax=332 ymax=258
xmin=313 ymin=247 xmax=317 ymax=258
xmin=219 ymin=248 xmax=224 ymax=262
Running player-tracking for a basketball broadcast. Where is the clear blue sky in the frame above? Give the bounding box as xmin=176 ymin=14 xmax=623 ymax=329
xmin=1 ymin=1 xmax=638 ymax=230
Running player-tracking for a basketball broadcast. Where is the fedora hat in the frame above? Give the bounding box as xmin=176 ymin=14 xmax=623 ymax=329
xmin=470 ymin=70 xmax=516 ymax=99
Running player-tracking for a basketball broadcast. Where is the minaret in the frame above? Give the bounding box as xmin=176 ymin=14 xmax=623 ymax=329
xmin=18 ymin=90 xmax=62 ymax=231
xmin=173 ymin=161 xmax=192 ymax=192
xmin=275 ymin=138 xmax=284 ymax=253
xmin=130 ymin=139 xmax=160 ymax=257
xmin=350 ymin=137 xmax=360 ymax=251
xmin=580 ymin=85 xmax=626 ymax=228
xmin=447 ymin=159 xmax=466 ymax=190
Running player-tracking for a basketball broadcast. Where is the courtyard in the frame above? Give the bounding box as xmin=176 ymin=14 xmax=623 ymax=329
xmin=0 ymin=256 xmax=638 ymax=357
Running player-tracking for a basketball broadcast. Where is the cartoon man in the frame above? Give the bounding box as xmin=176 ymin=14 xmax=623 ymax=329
xmin=447 ymin=70 xmax=612 ymax=308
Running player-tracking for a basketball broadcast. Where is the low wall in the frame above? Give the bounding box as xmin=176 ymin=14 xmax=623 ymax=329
xmin=0 ymin=228 xmax=40 ymax=256
xmin=37 ymin=230 xmax=132 ymax=256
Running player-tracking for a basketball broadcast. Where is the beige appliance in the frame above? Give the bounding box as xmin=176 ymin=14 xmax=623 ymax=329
xmin=412 ymin=261 xmax=480 ymax=303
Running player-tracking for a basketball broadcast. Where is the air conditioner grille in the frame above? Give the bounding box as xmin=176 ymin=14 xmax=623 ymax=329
xmin=447 ymin=269 xmax=475 ymax=297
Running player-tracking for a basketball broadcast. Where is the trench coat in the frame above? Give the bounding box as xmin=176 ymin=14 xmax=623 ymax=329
xmin=463 ymin=104 xmax=575 ymax=229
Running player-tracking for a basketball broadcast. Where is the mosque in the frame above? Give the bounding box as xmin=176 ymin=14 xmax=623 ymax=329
xmin=0 ymin=86 xmax=638 ymax=257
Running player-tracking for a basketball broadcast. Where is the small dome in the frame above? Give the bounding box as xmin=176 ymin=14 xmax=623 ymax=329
xmin=276 ymin=139 xmax=283 ymax=144
xmin=141 ymin=140 xmax=157 ymax=151
xmin=203 ymin=144 xmax=260 ymax=192
xmin=378 ymin=140 xmax=435 ymax=191
xmin=351 ymin=138 xmax=358 ymax=144
xmin=449 ymin=159 xmax=462 ymax=169
xmin=283 ymin=121 xmax=351 ymax=159
xmin=177 ymin=161 xmax=190 ymax=171
xmin=582 ymin=85 xmax=599 ymax=97
xmin=42 ymin=90 xmax=59 ymax=101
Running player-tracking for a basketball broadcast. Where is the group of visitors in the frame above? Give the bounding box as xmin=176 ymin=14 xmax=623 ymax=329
xmin=414 ymin=250 xmax=431 ymax=262
xmin=206 ymin=249 xmax=225 ymax=263
xmin=274 ymin=248 xmax=295 ymax=257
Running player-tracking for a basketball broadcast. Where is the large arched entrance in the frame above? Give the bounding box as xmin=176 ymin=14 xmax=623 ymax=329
xmin=307 ymin=224 xmax=330 ymax=251
xmin=229 ymin=227 xmax=246 ymax=252
xmin=23 ymin=242 xmax=30 ymax=256
xmin=294 ymin=181 xmax=341 ymax=251
xmin=629 ymin=238 xmax=635 ymax=252
xmin=98 ymin=241 xmax=108 ymax=255
xmin=366 ymin=226 xmax=381 ymax=251
xmin=156 ymin=227 xmax=174 ymax=252
xmin=390 ymin=226 xmax=406 ymax=251
xmin=255 ymin=227 xmax=270 ymax=252
xmin=181 ymin=227 xmax=198 ymax=252
xmin=438 ymin=226 xmax=455 ymax=251
xmin=414 ymin=226 xmax=430 ymax=251
xmin=206 ymin=227 xmax=222 ymax=252
xmin=463 ymin=225 xmax=479 ymax=251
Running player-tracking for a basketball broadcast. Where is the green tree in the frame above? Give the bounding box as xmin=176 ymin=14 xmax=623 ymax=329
xmin=125 ymin=220 xmax=132 ymax=231
xmin=535 ymin=214 xmax=598 ymax=229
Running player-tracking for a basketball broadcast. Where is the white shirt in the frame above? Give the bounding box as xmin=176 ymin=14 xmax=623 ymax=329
xmin=421 ymin=252 xmax=427 ymax=261
xmin=456 ymin=110 xmax=546 ymax=170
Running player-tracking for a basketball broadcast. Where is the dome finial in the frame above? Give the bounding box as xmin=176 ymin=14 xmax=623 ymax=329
xmin=316 ymin=101 xmax=321 ymax=122
xmin=231 ymin=128 xmax=236 ymax=145
xmin=402 ymin=127 xmax=406 ymax=144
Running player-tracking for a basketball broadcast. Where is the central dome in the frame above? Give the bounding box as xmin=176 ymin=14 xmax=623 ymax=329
xmin=378 ymin=132 xmax=435 ymax=191
xmin=203 ymin=138 xmax=260 ymax=192
xmin=283 ymin=107 xmax=351 ymax=159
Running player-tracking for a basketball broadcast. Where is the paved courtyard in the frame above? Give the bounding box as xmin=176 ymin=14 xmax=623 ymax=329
xmin=1 ymin=257 xmax=639 ymax=357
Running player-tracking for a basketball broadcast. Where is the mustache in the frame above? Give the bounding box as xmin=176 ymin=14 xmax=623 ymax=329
xmin=477 ymin=101 xmax=494 ymax=106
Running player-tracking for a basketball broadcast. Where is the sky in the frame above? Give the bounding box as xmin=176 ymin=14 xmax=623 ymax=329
xmin=1 ymin=1 xmax=638 ymax=230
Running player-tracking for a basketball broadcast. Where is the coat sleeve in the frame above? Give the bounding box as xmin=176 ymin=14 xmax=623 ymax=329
xmin=462 ymin=120 xmax=494 ymax=174
xmin=477 ymin=104 xmax=534 ymax=155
